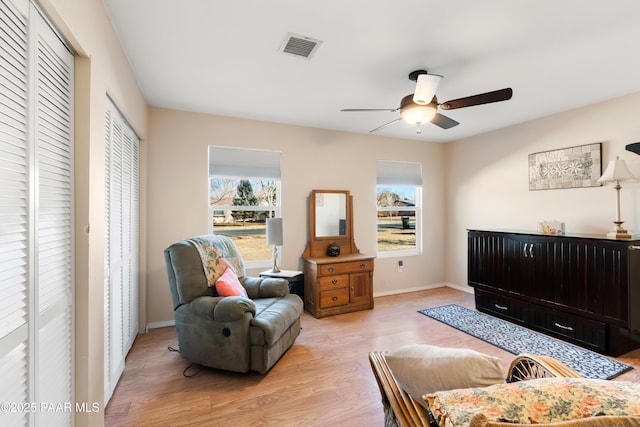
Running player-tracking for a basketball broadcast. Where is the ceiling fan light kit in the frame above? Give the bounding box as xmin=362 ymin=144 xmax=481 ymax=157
xmin=400 ymin=94 xmax=436 ymax=124
xmin=413 ymin=73 xmax=443 ymax=105
xmin=341 ymin=68 xmax=513 ymax=134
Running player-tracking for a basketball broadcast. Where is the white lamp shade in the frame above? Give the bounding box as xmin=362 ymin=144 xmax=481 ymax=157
xmin=401 ymin=103 xmax=436 ymax=124
xmin=597 ymin=157 xmax=637 ymax=183
xmin=413 ymin=73 xmax=443 ymax=105
xmin=266 ymin=218 xmax=283 ymax=246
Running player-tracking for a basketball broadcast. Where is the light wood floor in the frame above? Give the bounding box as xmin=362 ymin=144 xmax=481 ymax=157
xmin=105 ymin=287 xmax=640 ymax=427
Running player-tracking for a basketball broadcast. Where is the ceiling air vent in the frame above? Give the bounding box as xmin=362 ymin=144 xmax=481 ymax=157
xmin=279 ymin=33 xmax=322 ymax=59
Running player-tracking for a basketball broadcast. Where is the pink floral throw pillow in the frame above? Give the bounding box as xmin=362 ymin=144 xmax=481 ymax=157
xmin=215 ymin=267 xmax=248 ymax=298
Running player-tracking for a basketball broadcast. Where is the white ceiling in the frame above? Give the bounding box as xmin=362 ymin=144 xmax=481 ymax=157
xmin=103 ymin=0 xmax=640 ymax=143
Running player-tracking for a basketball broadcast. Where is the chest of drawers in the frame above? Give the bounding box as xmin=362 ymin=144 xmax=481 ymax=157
xmin=303 ymin=254 xmax=374 ymax=318
xmin=468 ymin=229 xmax=640 ymax=356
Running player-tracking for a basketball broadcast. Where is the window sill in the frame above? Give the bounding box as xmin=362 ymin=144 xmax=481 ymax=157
xmin=376 ymin=250 xmax=420 ymax=259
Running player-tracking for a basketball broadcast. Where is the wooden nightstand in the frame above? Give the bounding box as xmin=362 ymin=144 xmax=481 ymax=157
xmin=260 ymin=270 xmax=304 ymax=301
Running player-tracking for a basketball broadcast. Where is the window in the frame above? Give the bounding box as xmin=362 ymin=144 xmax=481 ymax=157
xmin=208 ymin=147 xmax=281 ymax=266
xmin=376 ymin=161 xmax=422 ymax=256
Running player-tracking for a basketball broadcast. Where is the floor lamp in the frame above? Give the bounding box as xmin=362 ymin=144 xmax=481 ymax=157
xmin=266 ymin=218 xmax=283 ymax=273
xmin=597 ymin=156 xmax=637 ymax=239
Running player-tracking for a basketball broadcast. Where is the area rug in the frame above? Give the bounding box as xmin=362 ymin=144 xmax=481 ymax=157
xmin=418 ymin=304 xmax=632 ymax=380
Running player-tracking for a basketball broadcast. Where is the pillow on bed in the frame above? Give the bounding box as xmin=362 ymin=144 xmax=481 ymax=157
xmin=385 ymin=344 xmax=504 ymax=408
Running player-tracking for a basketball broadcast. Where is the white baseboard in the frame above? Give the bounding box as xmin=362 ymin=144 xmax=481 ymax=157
xmin=442 ymin=282 xmax=474 ymax=294
xmin=147 ymin=319 xmax=175 ymax=329
xmin=374 ymin=282 xmax=473 ymax=297
xmin=374 ymin=283 xmax=444 ymax=297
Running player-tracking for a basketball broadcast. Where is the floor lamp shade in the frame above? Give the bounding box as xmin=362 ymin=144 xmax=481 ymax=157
xmin=266 ymin=218 xmax=283 ymax=246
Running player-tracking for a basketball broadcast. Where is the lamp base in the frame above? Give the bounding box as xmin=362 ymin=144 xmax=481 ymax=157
xmin=607 ymin=223 xmax=632 ymax=239
xmin=269 ymin=265 xmax=281 ymax=273
xmin=606 ymin=231 xmax=632 ymax=239
xmin=271 ymin=246 xmax=281 ymax=273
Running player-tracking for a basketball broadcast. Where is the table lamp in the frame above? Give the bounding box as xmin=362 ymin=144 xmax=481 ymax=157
xmin=266 ymin=218 xmax=283 ymax=272
xmin=597 ymin=156 xmax=637 ymax=239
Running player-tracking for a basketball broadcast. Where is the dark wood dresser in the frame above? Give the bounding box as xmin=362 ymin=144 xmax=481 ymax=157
xmin=468 ymin=229 xmax=640 ymax=356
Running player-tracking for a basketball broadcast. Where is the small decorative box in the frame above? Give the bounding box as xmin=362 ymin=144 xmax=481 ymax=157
xmin=537 ymin=220 xmax=565 ymax=235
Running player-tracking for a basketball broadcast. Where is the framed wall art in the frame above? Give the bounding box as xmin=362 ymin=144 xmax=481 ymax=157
xmin=528 ymin=143 xmax=602 ymax=190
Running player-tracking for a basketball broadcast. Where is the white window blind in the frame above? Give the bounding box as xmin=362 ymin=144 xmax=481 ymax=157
xmin=104 ymin=97 xmax=139 ymax=405
xmin=208 ymin=146 xmax=281 ymax=179
xmin=0 ymin=0 xmax=74 ymax=426
xmin=376 ymin=160 xmax=422 ymax=186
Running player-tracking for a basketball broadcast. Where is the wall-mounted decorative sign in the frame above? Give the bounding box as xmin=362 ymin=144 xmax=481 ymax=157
xmin=528 ymin=143 xmax=602 ymax=190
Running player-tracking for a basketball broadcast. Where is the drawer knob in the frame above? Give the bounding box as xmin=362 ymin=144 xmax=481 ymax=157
xmin=332 ymin=296 xmax=338 ymax=301
xmin=359 ymin=263 xmax=366 ymax=269
xmin=331 ymin=279 xmax=338 ymax=284
xmin=554 ymin=322 xmax=574 ymax=331
xmin=494 ymin=304 xmax=508 ymax=311
xmin=328 ymin=267 xmax=334 ymax=272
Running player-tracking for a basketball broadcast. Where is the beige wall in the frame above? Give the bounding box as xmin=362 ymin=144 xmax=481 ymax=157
xmin=39 ymin=0 xmax=148 ymax=425
xmin=146 ymin=107 xmax=448 ymax=325
xmin=24 ymin=2 xmax=640 ymax=424
xmin=444 ymin=92 xmax=640 ymax=290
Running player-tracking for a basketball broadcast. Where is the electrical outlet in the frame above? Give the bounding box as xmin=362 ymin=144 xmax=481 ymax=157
xmin=398 ymin=260 xmax=404 ymax=272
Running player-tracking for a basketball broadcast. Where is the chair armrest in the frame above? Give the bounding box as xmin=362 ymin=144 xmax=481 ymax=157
xmin=507 ymin=354 xmax=582 ymax=382
xmin=242 ymin=276 xmax=289 ymax=298
xmin=190 ymin=295 xmax=256 ymax=322
xmin=369 ymin=351 xmax=434 ymax=427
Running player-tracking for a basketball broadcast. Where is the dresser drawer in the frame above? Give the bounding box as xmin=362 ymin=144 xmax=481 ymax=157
xmin=319 ymin=260 xmax=373 ymax=276
xmin=530 ymin=304 xmax=606 ymax=352
xmin=320 ymin=288 xmax=349 ymax=308
xmin=475 ymin=289 xmax=528 ymax=325
xmin=318 ymin=274 xmax=349 ymax=291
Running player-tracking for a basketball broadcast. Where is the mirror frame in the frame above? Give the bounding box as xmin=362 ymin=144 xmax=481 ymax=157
xmin=311 ymin=190 xmax=349 ymax=239
xmin=304 ymin=189 xmax=359 ymax=258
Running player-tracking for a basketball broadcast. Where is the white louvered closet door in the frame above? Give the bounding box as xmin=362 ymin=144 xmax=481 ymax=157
xmin=104 ymin=97 xmax=139 ymax=405
xmin=0 ymin=0 xmax=73 ymax=426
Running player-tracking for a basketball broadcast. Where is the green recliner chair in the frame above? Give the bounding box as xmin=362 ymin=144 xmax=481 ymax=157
xmin=164 ymin=234 xmax=303 ymax=374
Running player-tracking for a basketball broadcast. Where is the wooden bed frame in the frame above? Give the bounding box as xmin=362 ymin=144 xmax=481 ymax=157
xmin=369 ymin=351 xmax=640 ymax=427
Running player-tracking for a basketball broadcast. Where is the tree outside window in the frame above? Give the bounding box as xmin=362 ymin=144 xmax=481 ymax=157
xmin=209 ymin=178 xmax=280 ymax=263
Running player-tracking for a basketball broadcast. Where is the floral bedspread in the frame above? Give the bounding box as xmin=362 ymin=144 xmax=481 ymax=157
xmin=426 ymin=377 xmax=640 ymax=427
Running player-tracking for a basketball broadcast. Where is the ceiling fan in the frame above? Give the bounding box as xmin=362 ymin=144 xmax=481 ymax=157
xmin=341 ymin=70 xmax=513 ymax=134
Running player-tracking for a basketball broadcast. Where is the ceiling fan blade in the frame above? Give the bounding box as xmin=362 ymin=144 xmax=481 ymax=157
xmin=439 ymin=88 xmax=513 ymax=110
xmin=369 ymin=118 xmax=402 ymax=133
xmin=431 ymin=113 xmax=459 ymax=129
xmin=341 ymin=108 xmax=398 ymax=112
xmin=626 ymin=142 xmax=640 ymax=155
